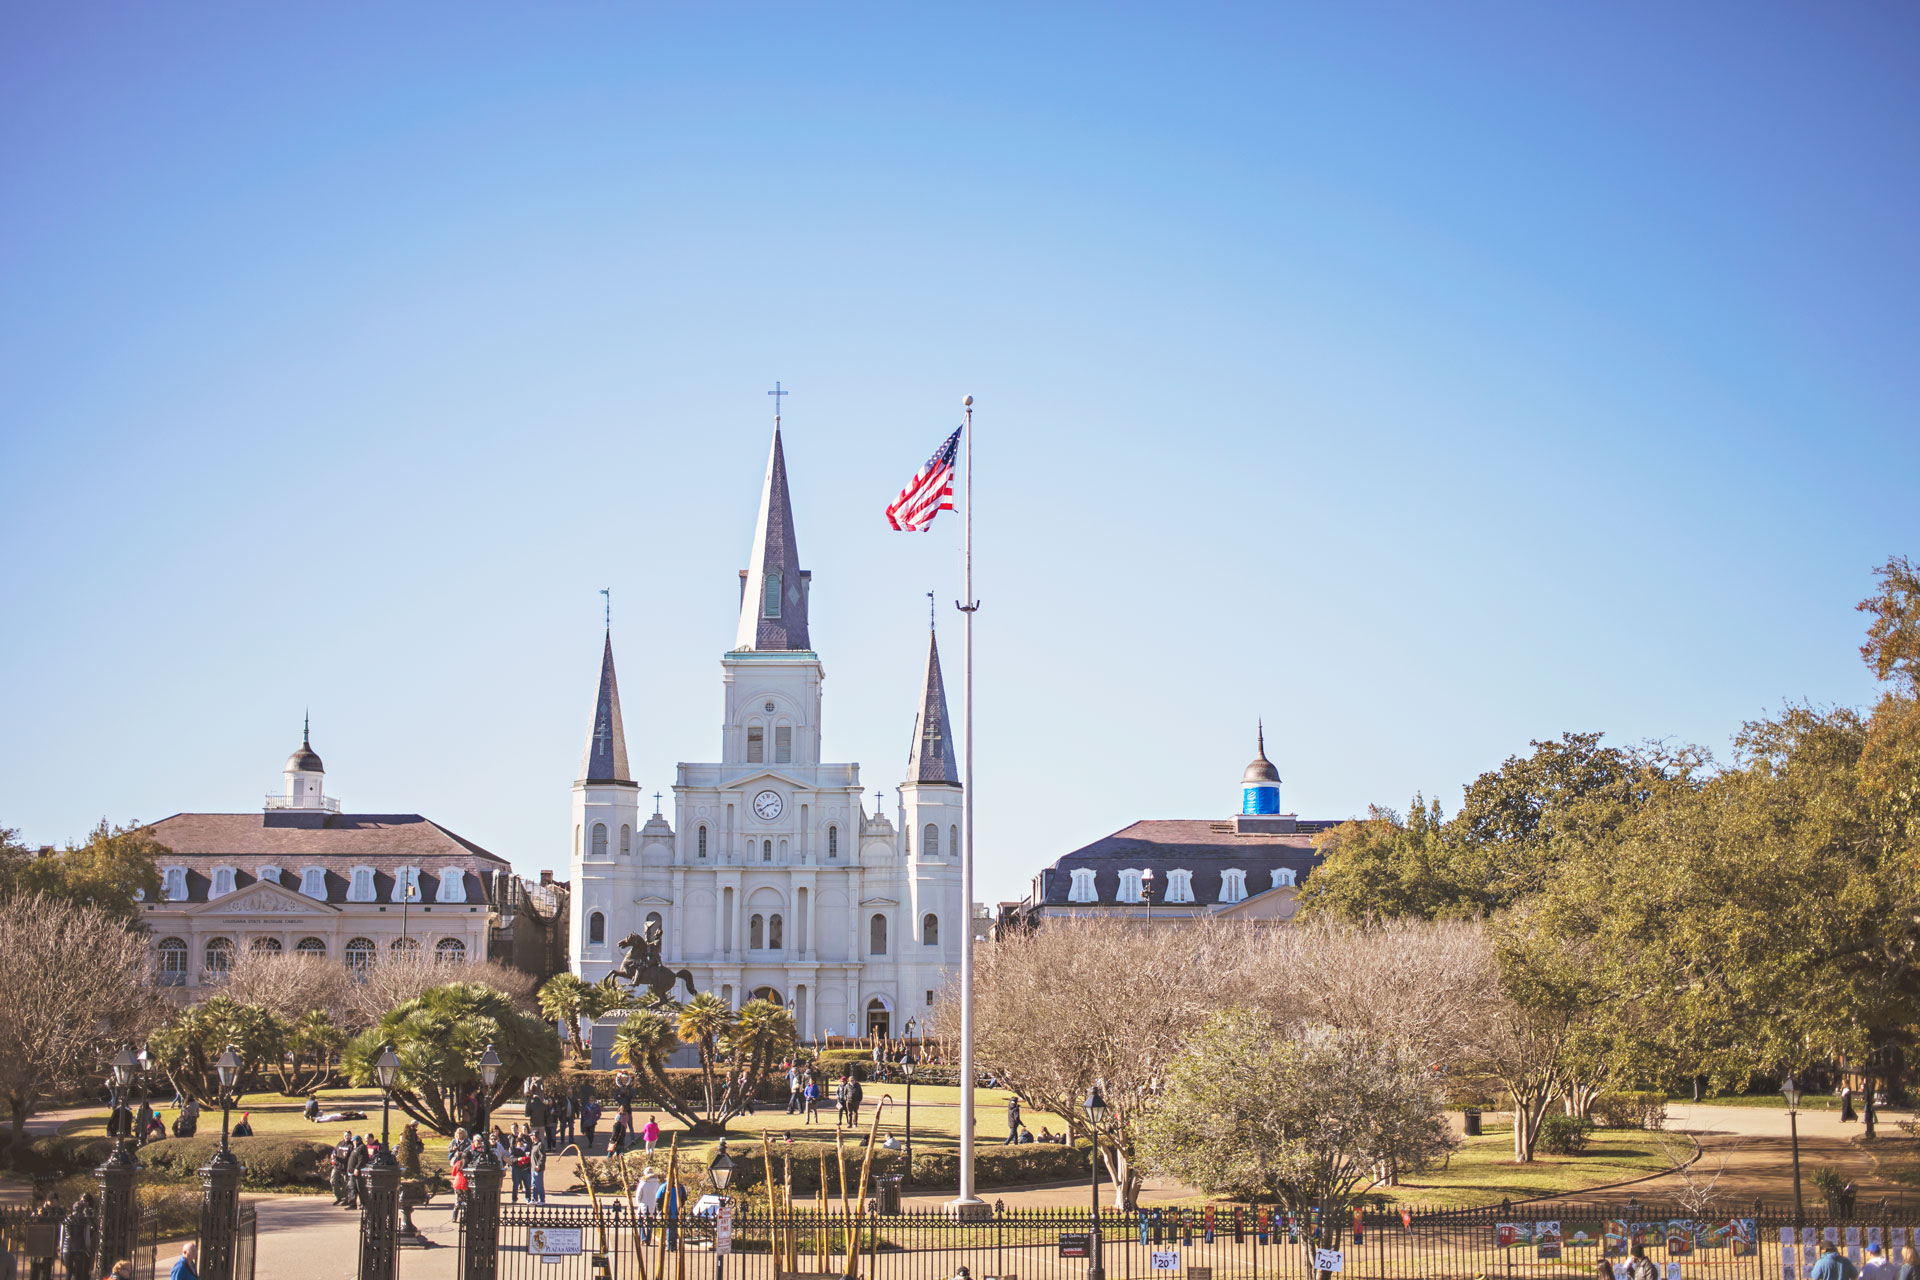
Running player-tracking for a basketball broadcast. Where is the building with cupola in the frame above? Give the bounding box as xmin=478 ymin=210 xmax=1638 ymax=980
xmin=135 ymin=723 xmax=569 ymax=997
xmin=996 ymin=727 xmax=1335 ymax=932
xmin=568 ymin=419 xmax=965 ymax=1062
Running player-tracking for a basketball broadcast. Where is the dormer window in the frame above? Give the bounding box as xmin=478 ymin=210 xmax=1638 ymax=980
xmin=211 ymin=866 xmax=237 ymax=898
xmin=1067 ymin=868 xmax=1098 ymax=903
xmin=300 ymin=867 xmax=327 ymax=900
xmin=391 ymin=867 xmax=421 ymax=904
xmin=763 ymin=570 xmax=783 ymax=618
xmin=164 ymin=867 xmax=189 ymax=902
xmin=437 ymin=867 xmax=467 ymax=904
xmin=1272 ymin=867 xmax=1297 ymax=889
xmin=1116 ymin=869 xmax=1144 ymax=904
xmin=1219 ymin=868 xmax=1248 ymax=903
xmin=256 ymin=866 xmax=281 ymax=886
xmin=747 ymin=725 xmax=765 ymax=763
xmin=1166 ymin=869 xmax=1195 ymax=904
xmin=348 ymin=865 xmax=376 ymax=903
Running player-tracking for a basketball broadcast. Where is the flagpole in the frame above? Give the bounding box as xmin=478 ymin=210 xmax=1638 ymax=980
xmin=950 ymin=393 xmax=987 ymax=1217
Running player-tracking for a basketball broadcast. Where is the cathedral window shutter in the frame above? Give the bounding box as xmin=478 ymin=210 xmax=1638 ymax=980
xmin=592 ymin=824 xmax=608 ymax=859
xmin=924 ymin=824 xmax=939 ymax=858
xmin=698 ymin=826 xmax=708 ymax=858
xmin=827 ymin=826 xmax=837 ymax=858
xmin=747 ymin=726 xmax=764 ymax=763
xmin=589 ymin=912 xmax=605 ymax=944
xmin=763 ymin=570 xmax=782 ymax=618
xmin=775 ymin=725 xmax=792 ymax=763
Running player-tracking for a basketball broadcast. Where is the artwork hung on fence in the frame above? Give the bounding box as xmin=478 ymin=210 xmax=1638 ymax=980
xmin=1496 ymin=1223 xmax=1534 ymax=1249
xmin=1564 ymin=1221 xmax=1603 ymax=1250
xmin=1667 ymin=1220 xmax=1697 ymax=1255
xmin=1782 ymin=1243 xmax=1799 ymax=1280
xmin=1538 ymin=1221 xmax=1565 ymax=1260
xmin=1607 ymin=1220 xmax=1632 ymax=1258
xmin=1634 ymin=1223 xmax=1666 ymax=1248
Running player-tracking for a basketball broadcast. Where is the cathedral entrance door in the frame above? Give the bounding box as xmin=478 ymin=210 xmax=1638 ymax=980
xmin=751 ymin=986 xmax=783 ymax=1006
xmin=865 ymin=999 xmax=890 ymax=1039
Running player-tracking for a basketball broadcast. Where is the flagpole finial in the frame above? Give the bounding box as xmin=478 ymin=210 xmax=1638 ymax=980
xmin=962 ymin=394 xmax=973 ymax=407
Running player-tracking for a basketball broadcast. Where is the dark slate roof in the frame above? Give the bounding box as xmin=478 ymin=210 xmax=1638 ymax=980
xmin=1033 ymin=817 xmax=1336 ymax=906
xmin=735 ymin=426 xmax=811 ymax=652
xmin=580 ymin=630 xmax=634 ymax=784
xmin=906 ymin=629 xmax=961 ymax=785
xmin=141 ymin=812 xmax=507 ymax=905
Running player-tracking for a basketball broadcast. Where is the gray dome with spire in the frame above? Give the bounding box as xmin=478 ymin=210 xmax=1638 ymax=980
xmin=286 ymin=717 xmax=324 ymax=774
xmin=1241 ymin=721 xmax=1279 ymax=784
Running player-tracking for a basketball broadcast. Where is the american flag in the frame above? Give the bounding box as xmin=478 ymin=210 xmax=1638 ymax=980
xmin=884 ymin=426 xmax=961 ymax=531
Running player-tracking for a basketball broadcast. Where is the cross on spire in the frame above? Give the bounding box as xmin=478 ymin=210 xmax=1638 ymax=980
xmin=653 ymin=791 xmax=663 ymax=815
xmin=927 ymin=590 xmax=935 ymax=630
xmin=768 ymin=381 xmax=788 ymax=426
xmin=601 ymin=587 xmax=610 ymax=630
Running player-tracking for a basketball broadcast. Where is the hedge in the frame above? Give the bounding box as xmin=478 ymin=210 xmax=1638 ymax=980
xmin=0 ymin=1134 xmax=116 ymax=1175
xmin=137 ymin=1135 xmax=336 ymax=1189
xmin=1590 ymin=1092 xmax=1669 ymax=1130
xmin=627 ymin=1139 xmax=1092 ymax=1196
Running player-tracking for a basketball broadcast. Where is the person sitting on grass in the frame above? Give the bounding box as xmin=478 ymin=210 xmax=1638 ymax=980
xmin=303 ymin=1093 xmax=320 ymax=1123
xmin=231 ymin=1112 xmax=253 ymax=1138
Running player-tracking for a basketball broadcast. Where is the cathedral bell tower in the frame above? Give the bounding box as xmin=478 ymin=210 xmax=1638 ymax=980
xmin=571 ymin=629 xmax=642 ymax=978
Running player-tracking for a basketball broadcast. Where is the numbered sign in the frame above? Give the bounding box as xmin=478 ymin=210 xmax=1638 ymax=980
xmin=1151 ymin=1251 xmax=1181 ymax=1271
xmin=1315 ymin=1248 xmax=1346 ymax=1273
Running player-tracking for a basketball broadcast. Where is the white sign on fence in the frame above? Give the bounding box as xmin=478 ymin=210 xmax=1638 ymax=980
xmin=716 ymin=1203 xmax=734 ymax=1256
xmin=529 ymin=1228 xmax=583 ymax=1257
xmin=1315 ymin=1249 xmax=1346 ymax=1274
xmin=1150 ymin=1251 xmax=1181 ymax=1271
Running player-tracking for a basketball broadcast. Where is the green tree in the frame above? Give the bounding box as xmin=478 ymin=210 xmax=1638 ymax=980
xmin=611 ymin=994 xmax=795 ymax=1135
xmin=1298 ymin=798 xmax=1457 ymax=922
xmin=1141 ymin=1013 xmax=1454 ymax=1274
xmin=344 ymin=981 xmax=561 ymax=1135
xmin=148 ymin=996 xmax=291 ymax=1106
xmin=0 ymin=820 xmax=164 ymax=923
xmin=538 ymin=973 xmax=624 ymax=1056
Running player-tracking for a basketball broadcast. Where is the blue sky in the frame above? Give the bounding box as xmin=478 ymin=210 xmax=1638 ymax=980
xmin=3 ymin=4 xmax=1915 ymax=901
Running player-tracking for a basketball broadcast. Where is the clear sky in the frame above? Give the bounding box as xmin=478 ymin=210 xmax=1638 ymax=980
xmin=3 ymin=4 xmax=1916 ymax=903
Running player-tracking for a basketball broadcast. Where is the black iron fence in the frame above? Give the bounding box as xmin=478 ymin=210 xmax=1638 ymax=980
xmin=472 ymin=1199 xmax=1920 ymax=1280
xmin=0 ymin=1204 xmax=162 ymax=1279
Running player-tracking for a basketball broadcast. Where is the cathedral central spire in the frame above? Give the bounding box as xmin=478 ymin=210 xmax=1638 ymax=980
xmin=580 ymin=630 xmax=633 ymax=784
xmin=907 ymin=626 xmax=961 ymax=785
xmin=734 ymin=423 xmax=812 ymax=652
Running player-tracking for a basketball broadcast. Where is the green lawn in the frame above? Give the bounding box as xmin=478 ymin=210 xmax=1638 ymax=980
xmin=1363 ymin=1119 xmax=1673 ymax=1211
xmin=1678 ymin=1093 xmax=1844 ymax=1110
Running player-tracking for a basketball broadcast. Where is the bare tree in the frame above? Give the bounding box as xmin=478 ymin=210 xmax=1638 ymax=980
xmin=0 ymin=894 xmax=163 ymax=1139
xmin=222 ymin=949 xmax=352 ymax=1023
xmin=341 ymin=949 xmax=538 ymax=1028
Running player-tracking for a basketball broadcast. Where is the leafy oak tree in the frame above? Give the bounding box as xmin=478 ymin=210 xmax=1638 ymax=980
xmin=344 ymin=982 xmax=561 ymax=1135
xmin=0 ymin=820 xmax=164 ymax=923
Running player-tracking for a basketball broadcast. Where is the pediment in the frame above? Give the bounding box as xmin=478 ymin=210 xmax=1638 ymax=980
xmin=726 ymin=769 xmax=813 ymax=792
xmin=189 ymin=881 xmax=338 ymax=915
xmin=634 ymin=894 xmax=674 ymax=905
xmin=859 ymin=896 xmax=900 ymax=907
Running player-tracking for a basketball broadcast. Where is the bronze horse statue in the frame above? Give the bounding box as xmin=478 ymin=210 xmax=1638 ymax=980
xmin=608 ymin=923 xmax=695 ymax=1009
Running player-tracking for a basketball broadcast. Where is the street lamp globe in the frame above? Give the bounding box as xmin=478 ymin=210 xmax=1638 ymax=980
xmin=1083 ymin=1084 xmax=1108 ymax=1125
xmin=710 ymin=1144 xmax=734 ymax=1192
xmin=110 ymin=1048 xmax=137 ymax=1090
xmin=479 ymin=1044 xmax=502 ymax=1090
xmin=215 ymin=1046 xmax=243 ymax=1094
xmin=902 ymin=1058 xmax=916 ymax=1081
xmin=1781 ymin=1076 xmax=1802 ymax=1110
xmin=375 ymin=1044 xmax=401 ymax=1093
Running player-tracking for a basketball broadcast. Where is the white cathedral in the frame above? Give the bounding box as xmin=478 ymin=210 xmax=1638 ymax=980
xmin=569 ymin=421 xmax=965 ymax=1062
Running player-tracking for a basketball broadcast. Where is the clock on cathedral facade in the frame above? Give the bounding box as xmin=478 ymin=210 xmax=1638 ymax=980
xmin=568 ymin=416 xmax=966 ymax=1064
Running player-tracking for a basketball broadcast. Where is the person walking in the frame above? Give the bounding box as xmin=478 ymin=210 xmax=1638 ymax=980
xmin=136 ymin=1099 xmax=155 ymax=1145
xmin=529 ymin=1139 xmax=548 ymax=1205
xmin=580 ymin=1097 xmax=601 ymax=1153
xmin=1898 ymin=1245 xmax=1918 ymax=1280
xmin=526 ymin=1091 xmax=548 ymax=1148
xmin=642 ymin=1115 xmax=661 ymax=1156
xmin=1593 ymin=1260 xmax=1615 ymax=1280
xmin=1626 ymin=1245 xmax=1660 ymax=1280
xmin=450 ymin=1151 xmax=469 ymax=1224
xmin=168 ymin=1241 xmax=200 ymax=1280
xmin=835 ymin=1074 xmax=852 ymax=1127
xmin=610 ymin=1109 xmax=629 ymax=1156
xmin=1004 ymin=1097 xmax=1021 ymax=1145
xmin=330 ymin=1131 xmax=355 ymax=1205
xmin=847 ymin=1075 xmax=864 ymax=1127
xmin=343 ymin=1132 xmax=368 ymax=1210
xmin=60 ymin=1193 xmax=98 ymax=1280
xmin=786 ymin=1066 xmax=803 ymax=1114
xmin=803 ymin=1078 xmax=820 ymax=1124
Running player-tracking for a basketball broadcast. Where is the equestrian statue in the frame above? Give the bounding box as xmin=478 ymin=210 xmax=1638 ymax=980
xmin=604 ymin=919 xmax=696 ymax=1009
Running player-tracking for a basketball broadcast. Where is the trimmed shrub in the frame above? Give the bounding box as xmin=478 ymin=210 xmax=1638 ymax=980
xmin=1592 ymin=1092 xmax=1668 ymax=1130
xmin=609 ymin=1139 xmax=1091 ymax=1196
xmin=137 ymin=1135 xmax=335 ymax=1188
xmin=1537 ymin=1114 xmax=1593 ymax=1156
xmin=0 ymin=1134 xmax=115 ymax=1174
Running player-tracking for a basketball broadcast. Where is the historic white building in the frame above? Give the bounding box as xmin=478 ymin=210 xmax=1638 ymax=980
xmin=570 ymin=422 xmax=964 ymax=1058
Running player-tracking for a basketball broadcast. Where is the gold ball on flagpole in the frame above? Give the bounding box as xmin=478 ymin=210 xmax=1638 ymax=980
xmin=963 ymin=395 xmax=973 ymax=407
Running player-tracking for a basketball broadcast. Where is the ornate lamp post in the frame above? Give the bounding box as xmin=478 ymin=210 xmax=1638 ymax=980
xmin=1781 ymin=1076 xmax=1806 ymax=1226
xmin=198 ymin=1046 xmax=247 ymax=1280
xmin=1084 ymin=1084 xmax=1108 ymax=1280
xmin=710 ymin=1144 xmax=735 ymax=1280
xmin=1140 ymin=870 xmax=1154 ymax=932
xmin=358 ymin=1045 xmax=404 ymax=1280
xmin=901 ymin=1057 xmax=917 ymax=1185
xmin=96 ymin=1046 xmax=142 ymax=1275
xmin=461 ymin=1044 xmax=505 ymax=1280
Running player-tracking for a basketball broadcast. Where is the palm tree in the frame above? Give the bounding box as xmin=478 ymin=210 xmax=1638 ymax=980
xmin=677 ymin=992 xmax=735 ymax=1117
xmin=345 ymin=980 xmax=561 ymax=1134
xmin=538 ymin=973 xmax=597 ymax=1055
xmin=611 ymin=994 xmax=798 ymax=1135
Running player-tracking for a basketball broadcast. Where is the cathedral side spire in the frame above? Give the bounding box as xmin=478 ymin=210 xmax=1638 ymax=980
xmin=580 ymin=629 xmax=633 ymax=784
xmin=734 ymin=421 xmax=811 ymax=652
xmin=906 ymin=626 xmax=961 ymax=785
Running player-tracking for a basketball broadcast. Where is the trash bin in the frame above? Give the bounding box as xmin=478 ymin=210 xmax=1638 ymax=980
xmin=1463 ymin=1108 xmax=1482 ymax=1137
xmin=876 ymin=1174 xmax=904 ymax=1215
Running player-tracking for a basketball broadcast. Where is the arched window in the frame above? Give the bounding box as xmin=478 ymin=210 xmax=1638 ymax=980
xmin=1219 ymin=868 xmax=1248 ymax=903
xmin=1271 ymin=867 xmax=1297 ymax=889
xmin=436 ymin=938 xmax=467 ymax=964
xmin=1166 ymin=869 xmax=1195 ymax=903
xmin=212 ymin=866 xmax=236 ymax=898
xmin=157 ymin=937 xmax=189 ymax=986
xmin=437 ymin=867 xmax=467 ymax=903
xmin=923 ymin=913 xmax=939 ymax=945
xmin=827 ymin=825 xmax=837 ymax=859
xmin=924 ymin=824 xmax=939 ymax=858
xmin=1067 ymin=868 xmax=1098 ymax=903
xmin=697 ymin=826 xmax=708 ymax=858
xmin=204 ymin=937 xmax=234 ymax=975
xmin=747 ymin=725 xmax=765 ymax=763
xmin=644 ymin=911 xmax=663 ymax=945
xmin=769 ymin=914 xmax=784 ymax=949
xmin=1116 ymin=869 xmax=1144 ymax=904
xmin=775 ymin=725 xmax=792 ymax=763
xmin=762 ymin=840 xmax=772 ymax=863
xmin=301 ymin=867 xmax=327 ymax=900
xmin=865 ymin=998 xmax=890 ymax=1037
xmin=592 ymin=823 xmax=608 ymax=859
xmin=870 ymin=914 xmax=888 ymax=955
xmin=588 ymin=911 xmax=606 ymax=945
xmin=750 ymin=914 xmax=765 ymax=949
xmin=950 ymin=825 xmax=958 ymax=857
xmin=296 ymin=937 xmax=326 ymax=957
xmin=390 ymin=936 xmax=419 ymax=955
xmin=750 ymin=986 xmax=783 ymax=1006
xmin=620 ymin=824 xmax=631 ymax=855
xmin=345 ymin=937 xmax=376 ymax=976
xmin=763 ymin=570 xmax=783 ymax=618
xmin=250 ymin=936 xmax=282 ymax=954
